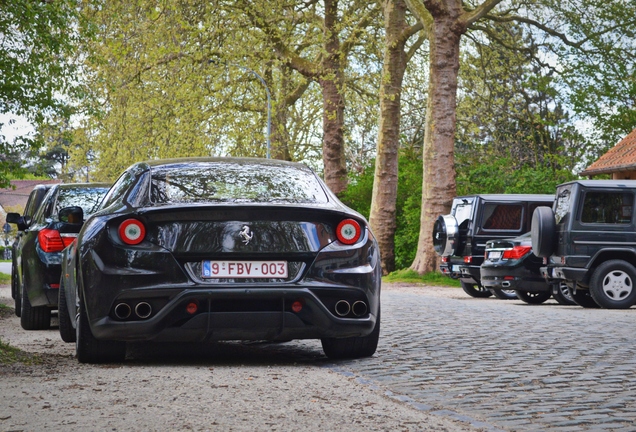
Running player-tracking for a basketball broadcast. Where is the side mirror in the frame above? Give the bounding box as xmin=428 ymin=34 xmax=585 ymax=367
xmin=6 ymin=213 xmax=21 ymax=224
xmin=59 ymin=206 xmax=84 ymax=224
xmin=6 ymin=212 xmax=29 ymax=231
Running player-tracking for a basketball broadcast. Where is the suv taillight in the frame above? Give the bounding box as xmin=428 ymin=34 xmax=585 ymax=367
xmin=38 ymin=229 xmax=75 ymax=253
xmin=502 ymin=246 xmax=532 ymax=260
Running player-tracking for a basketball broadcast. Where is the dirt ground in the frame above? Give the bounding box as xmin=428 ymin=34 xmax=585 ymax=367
xmin=0 ymin=283 xmax=480 ymax=432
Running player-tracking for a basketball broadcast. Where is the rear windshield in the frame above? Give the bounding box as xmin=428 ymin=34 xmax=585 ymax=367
xmin=452 ymin=199 xmax=473 ymax=226
xmin=150 ymin=162 xmax=329 ymax=204
xmin=580 ymin=191 xmax=633 ymax=224
xmin=481 ymin=203 xmax=523 ymax=230
xmin=55 ymin=187 xmax=109 ymax=217
xmin=554 ymin=185 xmax=572 ymax=224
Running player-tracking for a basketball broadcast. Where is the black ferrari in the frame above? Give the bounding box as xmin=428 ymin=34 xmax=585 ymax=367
xmin=60 ymin=157 xmax=381 ymax=363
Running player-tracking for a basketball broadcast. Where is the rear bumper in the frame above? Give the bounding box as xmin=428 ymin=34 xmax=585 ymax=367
xmin=481 ymin=264 xmax=549 ymax=292
xmin=87 ymin=286 xmax=378 ymax=342
xmin=541 ymin=266 xmax=588 ymax=283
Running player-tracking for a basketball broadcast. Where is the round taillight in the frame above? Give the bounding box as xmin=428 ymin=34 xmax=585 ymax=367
xmin=336 ymin=219 xmax=361 ymax=245
xmin=118 ymin=219 xmax=146 ymax=245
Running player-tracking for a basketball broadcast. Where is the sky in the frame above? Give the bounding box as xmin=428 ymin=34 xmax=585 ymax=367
xmin=0 ymin=113 xmax=35 ymax=142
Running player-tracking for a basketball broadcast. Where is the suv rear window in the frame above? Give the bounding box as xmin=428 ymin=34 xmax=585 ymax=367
xmin=555 ymin=186 xmax=572 ymax=224
xmin=453 ymin=200 xmax=473 ymax=226
xmin=580 ymin=192 xmax=633 ymax=224
xmin=481 ymin=204 xmax=523 ymax=230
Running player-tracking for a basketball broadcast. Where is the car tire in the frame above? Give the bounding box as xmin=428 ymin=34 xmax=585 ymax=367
xmin=589 ymin=260 xmax=636 ymax=309
xmin=432 ymin=215 xmax=459 ymax=256
xmin=58 ymin=279 xmax=76 ymax=343
xmin=321 ymin=307 xmax=380 ymax=359
xmin=76 ymin=300 xmax=126 ymax=364
xmin=461 ymin=281 xmax=493 ymax=298
xmin=570 ymin=288 xmax=600 ymax=308
xmin=551 ymin=282 xmax=576 ymax=305
xmin=20 ymin=281 xmax=50 ymax=330
xmin=489 ymin=289 xmax=517 ymax=300
xmin=531 ymin=206 xmax=556 ymax=257
xmin=514 ymin=290 xmax=551 ymax=304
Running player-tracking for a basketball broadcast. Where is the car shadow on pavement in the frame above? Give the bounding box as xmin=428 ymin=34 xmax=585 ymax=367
xmin=124 ymin=340 xmax=331 ymax=366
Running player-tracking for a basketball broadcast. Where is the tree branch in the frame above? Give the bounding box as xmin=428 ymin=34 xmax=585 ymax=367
xmin=240 ymin=6 xmax=320 ymax=78
xmin=398 ymin=21 xmax=424 ymax=46
xmin=341 ymin=3 xmax=382 ymax=55
xmin=404 ymin=0 xmax=433 ymax=33
xmin=406 ymin=32 xmax=427 ymax=62
xmin=462 ymin=0 xmax=504 ymax=26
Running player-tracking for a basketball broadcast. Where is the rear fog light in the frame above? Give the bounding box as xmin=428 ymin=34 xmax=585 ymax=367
xmin=186 ymin=301 xmax=199 ymax=315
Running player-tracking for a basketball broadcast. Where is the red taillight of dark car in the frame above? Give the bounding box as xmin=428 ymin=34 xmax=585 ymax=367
xmin=336 ymin=219 xmax=361 ymax=245
xmin=118 ymin=219 xmax=146 ymax=245
xmin=38 ymin=229 xmax=75 ymax=253
xmin=502 ymin=246 xmax=532 ymax=260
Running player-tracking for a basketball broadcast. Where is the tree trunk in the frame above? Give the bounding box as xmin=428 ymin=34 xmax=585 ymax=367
xmin=269 ymin=65 xmax=292 ymax=161
xmin=369 ymin=0 xmax=409 ymax=274
xmin=320 ymin=0 xmax=348 ymax=195
xmin=410 ymin=12 xmax=463 ymax=274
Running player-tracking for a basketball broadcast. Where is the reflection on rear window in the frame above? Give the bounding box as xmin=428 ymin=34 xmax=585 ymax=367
xmin=150 ymin=162 xmax=329 ymax=204
xmin=56 ymin=187 xmax=109 ymax=217
xmin=555 ymin=186 xmax=571 ymax=224
xmin=581 ymin=192 xmax=633 ymax=224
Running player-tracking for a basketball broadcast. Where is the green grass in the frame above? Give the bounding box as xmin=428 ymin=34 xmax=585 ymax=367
xmin=0 ymin=301 xmax=41 ymax=365
xmin=0 ymin=339 xmax=41 ymax=365
xmin=383 ymin=269 xmax=462 ymax=287
xmin=0 ymin=273 xmax=10 ymax=284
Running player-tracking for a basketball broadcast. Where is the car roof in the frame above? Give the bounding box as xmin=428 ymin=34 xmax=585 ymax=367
xmin=560 ymin=180 xmax=636 ymax=189
xmin=55 ymin=182 xmax=112 ymax=190
xmin=142 ymin=157 xmax=311 ymax=171
xmin=454 ymin=194 xmax=554 ymax=201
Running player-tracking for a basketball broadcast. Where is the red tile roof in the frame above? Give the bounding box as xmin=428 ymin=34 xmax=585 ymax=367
xmin=0 ymin=179 xmax=61 ymax=211
xmin=580 ymin=128 xmax=636 ymax=176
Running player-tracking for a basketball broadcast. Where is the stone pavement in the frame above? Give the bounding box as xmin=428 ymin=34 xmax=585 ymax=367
xmin=329 ymin=287 xmax=636 ymax=431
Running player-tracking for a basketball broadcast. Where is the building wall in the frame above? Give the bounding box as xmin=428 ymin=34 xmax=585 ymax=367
xmin=612 ymin=171 xmax=636 ymax=180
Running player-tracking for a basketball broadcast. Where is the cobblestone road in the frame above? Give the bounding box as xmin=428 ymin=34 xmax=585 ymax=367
xmin=330 ymin=286 xmax=636 ymax=431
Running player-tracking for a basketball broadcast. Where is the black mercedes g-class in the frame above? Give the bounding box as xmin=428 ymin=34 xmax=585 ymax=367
xmin=532 ymin=180 xmax=636 ymax=309
xmin=433 ymin=194 xmax=554 ymax=298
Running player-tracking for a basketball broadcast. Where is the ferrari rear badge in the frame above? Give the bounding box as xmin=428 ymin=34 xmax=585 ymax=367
xmin=239 ymin=225 xmax=253 ymax=245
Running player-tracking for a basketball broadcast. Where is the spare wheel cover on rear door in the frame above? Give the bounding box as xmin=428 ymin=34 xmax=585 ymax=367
xmin=531 ymin=206 xmax=556 ymax=257
xmin=433 ymin=214 xmax=459 ymax=256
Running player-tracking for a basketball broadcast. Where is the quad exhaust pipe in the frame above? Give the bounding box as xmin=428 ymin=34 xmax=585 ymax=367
xmin=114 ymin=303 xmax=131 ymax=320
xmin=114 ymin=302 xmax=153 ymax=320
xmin=334 ymin=300 xmax=368 ymax=317
xmin=135 ymin=302 xmax=152 ymax=319
xmin=351 ymin=301 xmax=367 ymax=317
xmin=335 ymin=300 xmax=350 ymax=317
xmin=502 ymin=281 xmax=511 ymax=288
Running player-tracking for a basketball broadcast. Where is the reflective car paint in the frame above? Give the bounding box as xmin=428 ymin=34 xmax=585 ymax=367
xmin=61 ymin=158 xmax=381 ymax=361
xmin=11 ymin=183 xmax=110 ymax=313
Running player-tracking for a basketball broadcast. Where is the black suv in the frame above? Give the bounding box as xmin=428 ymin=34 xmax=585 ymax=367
xmin=433 ymin=194 xmax=554 ymax=298
xmin=532 ymin=180 xmax=636 ymax=309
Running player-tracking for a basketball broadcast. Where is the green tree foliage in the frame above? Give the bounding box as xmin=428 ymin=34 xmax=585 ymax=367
xmin=543 ymin=0 xmax=636 ymax=149
xmin=0 ymin=0 xmax=79 ymax=187
xmin=456 ymin=21 xmax=587 ymax=184
xmin=341 ymin=148 xmax=422 ymax=270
